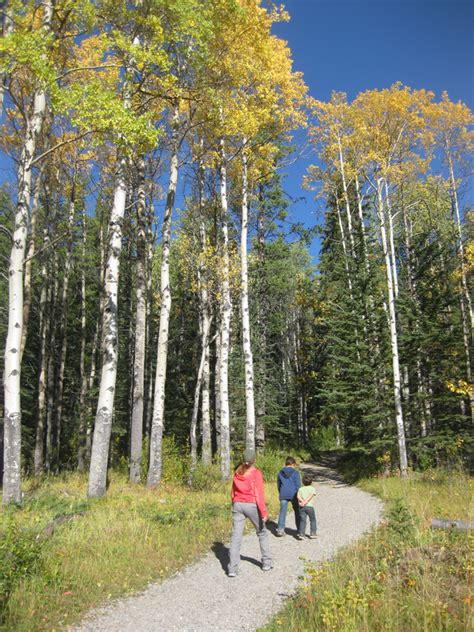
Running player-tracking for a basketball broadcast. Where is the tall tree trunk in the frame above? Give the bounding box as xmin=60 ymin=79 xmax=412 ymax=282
xmin=3 ymin=0 xmax=52 ymax=504
xmin=189 ymin=316 xmax=212 ymax=478
xmin=377 ymin=178 xmax=408 ymax=477
xmin=34 ymin=232 xmax=51 ymax=476
xmin=77 ymin=207 xmax=88 ymax=471
xmin=130 ymin=157 xmax=147 ymax=483
xmin=218 ymin=140 xmax=232 ymax=480
xmin=21 ymin=167 xmax=44 ymax=362
xmin=88 ymin=154 xmax=128 ymax=498
xmin=255 ymin=186 xmax=267 ymax=448
xmin=197 ymin=152 xmax=212 ymax=465
xmin=147 ymin=104 xmax=180 ymax=488
xmin=240 ymin=142 xmax=256 ymax=451
xmin=53 ymin=185 xmax=76 ymax=470
xmin=447 ymin=156 xmax=473 ymax=421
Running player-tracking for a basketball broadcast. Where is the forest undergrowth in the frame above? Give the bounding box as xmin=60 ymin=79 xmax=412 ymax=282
xmin=263 ymin=468 xmax=472 ymax=632
xmin=0 ymin=447 xmax=296 ymax=631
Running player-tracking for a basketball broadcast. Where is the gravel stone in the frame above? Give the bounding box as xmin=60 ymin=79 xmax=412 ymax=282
xmin=75 ymin=464 xmax=382 ymax=632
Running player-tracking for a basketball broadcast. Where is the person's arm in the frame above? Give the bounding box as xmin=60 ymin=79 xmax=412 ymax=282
xmin=297 ymin=490 xmax=305 ymax=506
xmin=254 ymin=469 xmax=267 ymax=520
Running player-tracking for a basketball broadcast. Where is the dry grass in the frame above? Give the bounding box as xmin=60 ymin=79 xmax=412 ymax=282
xmin=262 ymin=469 xmax=473 ymax=632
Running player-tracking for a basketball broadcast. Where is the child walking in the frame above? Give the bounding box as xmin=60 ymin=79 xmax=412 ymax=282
xmin=228 ymin=449 xmax=273 ymax=577
xmin=297 ymin=473 xmax=317 ymax=539
xmin=276 ymin=456 xmax=301 ymax=536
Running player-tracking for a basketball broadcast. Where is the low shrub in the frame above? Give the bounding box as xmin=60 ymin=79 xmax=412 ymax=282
xmin=0 ymin=518 xmax=43 ymax=622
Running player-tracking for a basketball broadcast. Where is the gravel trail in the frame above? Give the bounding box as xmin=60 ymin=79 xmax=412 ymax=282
xmin=75 ymin=464 xmax=382 ymax=632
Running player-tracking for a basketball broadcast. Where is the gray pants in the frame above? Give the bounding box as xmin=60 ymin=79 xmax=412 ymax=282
xmin=228 ymin=502 xmax=272 ymax=574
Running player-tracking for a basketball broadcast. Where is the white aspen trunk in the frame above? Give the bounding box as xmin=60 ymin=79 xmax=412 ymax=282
xmin=218 ymin=139 xmax=231 ymax=480
xmin=448 ymin=155 xmax=473 ymax=331
xmin=214 ymin=313 xmax=222 ymax=440
xmin=337 ymin=137 xmax=356 ymax=256
xmin=147 ymin=105 xmax=180 ymax=487
xmin=447 ymin=156 xmax=473 ymax=421
xmin=384 ymin=180 xmax=399 ymax=299
xmin=87 ymin=155 xmax=128 ymax=497
xmin=77 ymin=207 xmax=88 ymax=471
xmin=197 ymin=152 xmax=212 ymax=465
xmin=201 ymin=325 xmax=212 ymax=464
xmin=335 ymin=197 xmax=361 ymax=361
xmin=240 ymin=142 xmax=256 ymax=452
xmin=144 ymin=216 xmax=155 ymax=439
xmin=3 ymin=0 xmax=52 ymax=504
xmin=34 ymin=236 xmax=50 ymax=476
xmin=53 ymin=188 xmax=76 ymax=470
xmin=255 ymin=191 xmax=266 ymax=448
xmin=189 ymin=317 xmax=212 ymax=478
xmin=20 ymin=168 xmax=43 ymax=362
xmin=130 ymin=157 xmax=147 ymax=483
xmin=377 ymin=178 xmax=408 ymax=477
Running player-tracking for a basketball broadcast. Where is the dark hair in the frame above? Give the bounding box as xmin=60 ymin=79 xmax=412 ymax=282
xmin=285 ymin=456 xmax=296 ymax=466
xmin=302 ymin=473 xmax=313 ymax=486
xmin=236 ymin=462 xmax=254 ymax=475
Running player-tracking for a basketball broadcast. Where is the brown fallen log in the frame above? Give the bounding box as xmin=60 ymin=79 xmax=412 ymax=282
xmin=431 ymin=518 xmax=473 ymax=530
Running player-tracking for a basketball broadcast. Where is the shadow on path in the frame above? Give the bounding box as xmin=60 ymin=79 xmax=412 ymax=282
xmin=211 ymin=541 xmax=261 ymax=573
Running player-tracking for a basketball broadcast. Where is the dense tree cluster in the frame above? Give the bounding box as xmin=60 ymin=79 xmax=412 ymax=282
xmin=307 ymin=87 xmax=473 ymax=475
xmin=0 ymin=3 xmax=471 ymax=503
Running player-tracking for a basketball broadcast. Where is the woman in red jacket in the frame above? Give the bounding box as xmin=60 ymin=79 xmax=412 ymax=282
xmin=228 ymin=449 xmax=273 ymax=577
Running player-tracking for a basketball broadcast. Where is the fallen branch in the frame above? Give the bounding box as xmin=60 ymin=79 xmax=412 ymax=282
xmin=431 ymin=518 xmax=473 ymax=531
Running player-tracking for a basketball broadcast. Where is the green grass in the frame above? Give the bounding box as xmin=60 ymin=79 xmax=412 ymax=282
xmin=0 ymin=448 xmax=309 ymax=632
xmin=261 ymin=469 xmax=473 ymax=632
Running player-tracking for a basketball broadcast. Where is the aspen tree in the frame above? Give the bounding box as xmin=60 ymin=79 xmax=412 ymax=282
xmin=2 ymin=0 xmax=53 ymax=503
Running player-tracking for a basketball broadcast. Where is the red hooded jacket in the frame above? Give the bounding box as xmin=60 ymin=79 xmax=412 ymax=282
xmin=231 ymin=466 xmax=267 ymax=520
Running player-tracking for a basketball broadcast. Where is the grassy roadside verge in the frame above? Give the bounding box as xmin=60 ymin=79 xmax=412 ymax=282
xmin=261 ymin=469 xmax=472 ymax=631
xmin=0 ymin=449 xmax=300 ymax=632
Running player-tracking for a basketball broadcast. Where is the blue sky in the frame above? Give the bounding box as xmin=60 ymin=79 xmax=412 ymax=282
xmin=272 ymin=0 xmax=474 ymax=258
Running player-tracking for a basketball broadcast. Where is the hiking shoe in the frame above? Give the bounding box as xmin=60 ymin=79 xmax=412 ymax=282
xmin=296 ymin=533 xmax=304 ymax=540
xmin=228 ymin=569 xmax=239 ymax=577
xmin=262 ymin=563 xmax=274 ymax=572
xmin=276 ymin=529 xmax=285 ymax=537
xmin=309 ymin=534 xmax=318 ymax=539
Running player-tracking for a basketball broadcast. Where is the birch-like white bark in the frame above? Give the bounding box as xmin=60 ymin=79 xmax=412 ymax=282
xmin=337 ymin=137 xmax=356 ymax=257
xmin=87 ymin=155 xmax=128 ymax=497
xmin=240 ymin=142 xmax=256 ymax=451
xmin=377 ymin=178 xmax=408 ymax=477
xmin=20 ymin=168 xmax=43 ymax=362
xmin=384 ymin=180 xmax=399 ymax=299
xmin=53 ymin=188 xmax=76 ymax=468
xmin=77 ymin=207 xmax=88 ymax=471
xmin=197 ymin=152 xmax=212 ymax=465
xmin=447 ymin=154 xmax=473 ymax=331
xmin=218 ymin=139 xmax=231 ymax=480
xmin=3 ymin=0 xmax=52 ymax=503
xmin=34 ymin=232 xmax=50 ymax=476
xmin=130 ymin=157 xmax=147 ymax=483
xmin=147 ymin=104 xmax=180 ymax=487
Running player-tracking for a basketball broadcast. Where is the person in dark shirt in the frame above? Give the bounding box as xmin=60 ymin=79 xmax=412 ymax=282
xmin=276 ymin=456 xmax=301 ymax=536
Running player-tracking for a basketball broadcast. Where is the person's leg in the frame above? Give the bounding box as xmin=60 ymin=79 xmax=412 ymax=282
xmin=246 ymin=504 xmax=272 ymax=569
xmin=307 ymin=507 xmax=317 ymax=536
xmin=228 ymin=503 xmax=246 ymax=574
xmin=277 ymin=499 xmax=289 ymax=533
xmin=298 ymin=507 xmax=308 ymax=537
xmin=291 ymin=495 xmax=301 ymax=532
